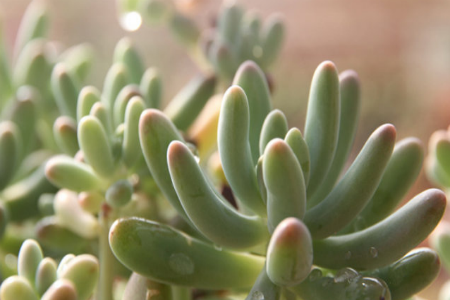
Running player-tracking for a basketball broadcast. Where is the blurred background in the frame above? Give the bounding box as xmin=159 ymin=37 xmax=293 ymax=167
xmin=2 ymin=0 xmax=450 ymax=298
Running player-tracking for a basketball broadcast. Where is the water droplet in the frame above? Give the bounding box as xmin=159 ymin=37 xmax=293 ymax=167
xmin=186 ymin=143 xmax=200 ymax=163
xmin=370 ymin=247 xmax=378 ymax=258
xmin=345 ymin=251 xmax=352 ymax=260
xmin=334 ymin=268 xmax=359 ymax=284
xmin=120 ymin=12 xmax=143 ymax=32
xmin=359 ymin=278 xmax=388 ymax=298
xmin=214 ymin=244 xmax=222 ymax=251
xmin=250 ymin=291 xmax=264 ymax=300
xmin=309 ymin=269 xmax=322 ymax=281
xmin=168 ymin=253 xmax=194 ymax=275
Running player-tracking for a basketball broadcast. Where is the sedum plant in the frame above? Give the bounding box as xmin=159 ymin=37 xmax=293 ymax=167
xmin=0 ymin=1 xmax=445 ymax=300
xmin=426 ymin=128 xmax=450 ymax=300
xmin=117 ymin=0 xmax=284 ymax=82
xmin=0 ymin=239 xmax=99 ymax=300
xmin=106 ymin=59 xmax=445 ymax=300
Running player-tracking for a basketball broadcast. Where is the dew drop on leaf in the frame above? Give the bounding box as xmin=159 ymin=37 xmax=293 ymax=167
xmin=168 ymin=253 xmax=194 ymax=275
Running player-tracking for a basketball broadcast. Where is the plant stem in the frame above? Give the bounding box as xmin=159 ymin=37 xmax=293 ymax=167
xmin=97 ymin=203 xmax=116 ymax=300
xmin=172 ymin=286 xmax=191 ymax=300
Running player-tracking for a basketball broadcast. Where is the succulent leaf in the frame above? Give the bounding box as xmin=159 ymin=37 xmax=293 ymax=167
xmin=313 ymin=189 xmax=446 ymax=270
xmin=18 ymin=239 xmax=43 ymax=287
xmin=304 ymin=61 xmax=340 ymax=202
xmin=363 ymin=248 xmax=440 ymax=300
xmin=341 ymin=137 xmax=424 ymax=234
xmin=218 ymin=85 xmax=265 ymax=215
xmin=109 ymin=217 xmax=265 ymax=289
xmin=77 ymin=86 xmax=101 ymax=123
xmin=266 ymin=218 xmax=312 ymax=286
xmin=168 ymin=141 xmax=268 ymax=249
xmin=232 ymin=61 xmax=271 ymax=164
xmin=308 ymin=70 xmax=360 ymax=205
xmin=164 ymin=74 xmax=216 ymax=131
xmin=304 ymin=124 xmax=396 ymax=239
xmin=285 ymin=128 xmax=310 ymax=185
xmin=263 ymin=140 xmax=306 ymax=232
xmin=140 ymin=67 xmax=162 ymax=109
xmin=139 ymin=109 xmax=191 ymax=221
xmin=259 ymin=109 xmax=289 ymax=155
xmin=114 ymin=37 xmax=144 ymax=84
xmin=78 ymin=116 xmax=115 ymax=178
xmin=53 ymin=116 xmax=79 ymax=156
xmin=45 ymin=155 xmax=103 ymax=192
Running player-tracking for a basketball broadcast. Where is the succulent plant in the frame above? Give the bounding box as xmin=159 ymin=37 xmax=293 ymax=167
xmin=104 ymin=58 xmax=445 ymax=300
xmin=426 ymin=129 xmax=450 ymax=300
xmin=0 ymin=1 xmax=445 ymax=300
xmin=116 ymin=0 xmax=284 ymax=82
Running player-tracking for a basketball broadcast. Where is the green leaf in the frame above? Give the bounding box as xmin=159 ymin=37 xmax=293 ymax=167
xmin=41 ymin=279 xmax=77 ymax=300
xmin=18 ymin=239 xmax=43 ymax=287
xmin=285 ymin=128 xmax=310 ymax=186
xmin=169 ymin=12 xmax=200 ymax=49
xmin=58 ymin=254 xmax=99 ymax=300
xmin=304 ymin=61 xmax=340 ymax=202
xmin=140 ymin=67 xmax=162 ymax=109
xmin=77 ymin=86 xmax=100 ymax=123
xmin=164 ymin=74 xmax=216 ymax=131
xmin=232 ymin=61 xmax=271 ymax=165
xmin=35 ymin=217 xmax=92 ymax=254
xmin=218 ymin=86 xmax=265 ymax=215
xmin=122 ymin=96 xmax=145 ymax=167
xmin=259 ymin=109 xmax=289 ymax=156
xmin=0 ymin=121 xmax=21 ymax=189
xmin=263 ymin=139 xmax=306 ymax=232
xmin=109 ymin=217 xmax=265 ymax=289
xmin=35 ymin=257 xmax=57 ymax=296
xmin=113 ymin=37 xmax=144 ymax=84
xmin=217 ymin=2 xmax=244 ymax=46
xmin=313 ymin=189 xmax=445 ymax=270
xmin=304 ymin=124 xmax=396 ymax=239
xmin=266 ymin=218 xmax=312 ymax=286
xmin=3 ymin=164 xmax=56 ymax=221
xmin=59 ymin=43 xmax=94 ymax=83
xmin=139 ymin=109 xmax=190 ymax=221
xmin=13 ymin=0 xmax=49 ymax=59
xmin=363 ymin=248 xmax=440 ymax=300
xmin=260 ymin=14 xmax=284 ymax=68
xmin=102 ymin=63 xmax=130 ymax=114
xmin=3 ymin=86 xmax=38 ymax=158
xmin=340 ymin=137 xmax=424 ymax=234
xmin=51 ymin=63 xmax=80 ymax=119
xmin=168 ymin=141 xmax=268 ymax=249
xmin=53 ymin=116 xmax=79 ymax=156
xmin=45 ymin=155 xmax=103 ymax=192
xmin=78 ymin=116 xmax=115 ymax=178
xmin=113 ymin=84 xmax=141 ymax=127
xmin=0 ymin=276 xmax=38 ymax=300
xmin=308 ymin=70 xmax=360 ymax=205
xmin=13 ymin=39 xmax=53 ymax=101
